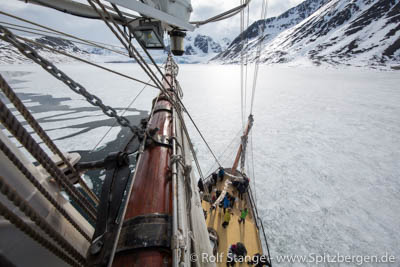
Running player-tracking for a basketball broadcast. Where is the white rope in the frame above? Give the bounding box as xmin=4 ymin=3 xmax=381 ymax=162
xmin=240 ymin=0 xmax=245 ymax=130
xmin=225 ymin=172 xmax=245 ymax=181
xmin=247 ymin=0 xmax=268 ymax=205
xmin=250 ymin=0 xmax=268 ymax=115
xmin=204 ymin=128 xmax=242 ymax=177
xmin=243 ymin=3 xmax=250 ymax=122
xmin=242 ymin=3 xmax=251 ymax=174
xmin=191 ymin=0 xmax=251 ymax=26
xmin=91 ymin=79 xmax=152 ymax=151
xmin=250 ymin=130 xmax=257 ymax=204
xmin=212 ymin=179 xmax=231 ymax=208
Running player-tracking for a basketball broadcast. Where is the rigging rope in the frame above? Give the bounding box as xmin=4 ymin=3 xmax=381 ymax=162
xmin=250 ymin=130 xmax=257 ymax=204
xmin=190 ymin=0 xmax=251 ymax=26
xmin=238 ymin=0 xmax=268 ymax=174
xmin=112 ymin=4 xmax=160 ymax=69
xmin=2 ymin=4 xmax=222 ymax=177
xmin=220 ymin=139 xmax=241 ymax=167
xmin=109 ymin=3 xmax=183 ymax=104
xmin=91 ymin=78 xmax=152 ymax=152
xmin=245 ymin=2 xmax=272 ymax=263
xmin=89 ymin=0 xmax=223 ymax=168
xmin=0 ymin=25 xmax=156 ymax=88
xmin=238 ymin=0 xmax=253 ymax=173
xmin=104 ymin=90 xmax=162 ymax=266
xmin=0 ymin=24 xmax=129 ymax=57
xmin=87 ymin=0 xmax=165 ymax=92
xmin=110 ymin=5 xmax=216 ymax=164
xmin=244 ymin=3 xmax=250 ymax=128
xmin=15 ymin=35 xmax=153 ymax=86
xmin=240 ymin=0 xmax=245 ymax=130
xmin=0 ymin=138 xmax=90 ymax=241
xmin=19 ymin=0 xmax=138 ymax=22
xmin=0 ymin=19 xmax=126 ymax=49
xmin=182 ymin=111 xmax=222 ymax=168
xmin=0 ymin=73 xmax=99 ymax=206
xmin=0 ymin=11 xmax=127 ymax=55
xmin=250 ymin=0 xmax=269 ymax=115
xmin=204 ymin=128 xmax=242 ymax=177
xmin=179 ymin=109 xmax=205 ymax=180
xmin=0 ymin=97 xmax=97 ymax=220
xmin=0 ymin=25 xmax=142 ymax=133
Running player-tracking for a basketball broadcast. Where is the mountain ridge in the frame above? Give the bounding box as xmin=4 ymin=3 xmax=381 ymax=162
xmin=0 ymin=33 xmax=229 ymax=64
xmin=1 ymin=0 xmax=399 ymax=68
xmin=214 ymin=0 xmax=330 ymax=62
xmin=213 ymin=0 xmax=400 ymax=69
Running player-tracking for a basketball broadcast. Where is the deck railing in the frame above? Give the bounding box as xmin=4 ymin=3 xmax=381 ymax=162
xmin=247 ymin=186 xmax=273 ymax=267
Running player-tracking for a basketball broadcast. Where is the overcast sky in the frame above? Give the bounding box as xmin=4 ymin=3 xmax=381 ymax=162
xmin=1 ymin=0 xmax=304 ymax=44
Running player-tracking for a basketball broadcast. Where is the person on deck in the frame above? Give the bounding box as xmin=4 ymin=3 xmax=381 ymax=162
xmin=226 ymin=244 xmax=238 ymax=266
xmin=238 ymin=208 xmax=248 ymax=224
xmin=244 ymin=177 xmax=249 ymax=191
xmin=216 ymin=189 xmax=222 ymax=199
xmin=212 ymin=192 xmax=217 ymax=204
xmin=210 ymin=205 xmax=216 ymax=213
xmin=223 ymin=195 xmax=230 ymax=213
xmin=238 ymin=183 xmax=245 ymax=200
xmin=229 ymin=195 xmax=236 ymax=208
xmin=235 ymin=242 xmax=247 ymax=263
xmin=218 ymin=167 xmax=225 ymax=181
xmin=211 ymin=172 xmax=218 ymax=185
xmin=208 ymin=182 xmax=213 ymax=194
xmin=197 ymin=178 xmax=204 ymax=192
xmin=222 ymin=209 xmax=232 ymax=228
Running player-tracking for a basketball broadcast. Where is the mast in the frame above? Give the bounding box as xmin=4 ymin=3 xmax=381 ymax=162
xmin=232 ymin=114 xmax=254 ymax=173
xmin=111 ymin=55 xmax=177 ymax=267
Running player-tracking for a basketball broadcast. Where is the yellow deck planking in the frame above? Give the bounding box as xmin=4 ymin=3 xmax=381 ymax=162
xmin=201 ymin=175 xmax=263 ymax=266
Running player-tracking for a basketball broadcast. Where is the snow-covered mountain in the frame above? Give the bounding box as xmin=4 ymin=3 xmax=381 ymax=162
xmin=0 ymin=32 xmax=230 ymax=64
xmin=213 ymin=0 xmax=400 ymax=69
xmin=221 ymin=37 xmax=232 ymax=50
xmin=0 ymin=36 xmax=91 ymax=64
xmin=214 ymin=0 xmax=329 ymax=62
xmin=163 ymin=33 xmax=231 ymax=63
xmin=185 ymin=34 xmax=222 ymax=55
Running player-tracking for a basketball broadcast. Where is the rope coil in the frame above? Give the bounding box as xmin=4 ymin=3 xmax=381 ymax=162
xmin=0 ymin=138 xmax=91 ymax=241
xmin=0 ymin=97 xmax=97 ymax=221
xmin=0 ymin=175 xmax=86 ymax=265
xmin=0 ymin=200 xmax=83 ymax=267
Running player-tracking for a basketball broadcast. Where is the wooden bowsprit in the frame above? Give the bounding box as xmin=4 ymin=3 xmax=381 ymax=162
xmin=111 ymin=56 xmax=177 ymax=267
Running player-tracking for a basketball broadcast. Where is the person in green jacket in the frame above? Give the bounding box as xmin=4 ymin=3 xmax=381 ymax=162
xmin=238 ymin=208 xmax=248 ymax=224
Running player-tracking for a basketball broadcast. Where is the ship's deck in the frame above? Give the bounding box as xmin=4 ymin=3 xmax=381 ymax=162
xmin=201 ymin=172 xmax=263 ymax=266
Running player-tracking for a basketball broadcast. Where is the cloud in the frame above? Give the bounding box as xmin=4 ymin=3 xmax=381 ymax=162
xmin=190 ymin=0 xmax=304 ymax=40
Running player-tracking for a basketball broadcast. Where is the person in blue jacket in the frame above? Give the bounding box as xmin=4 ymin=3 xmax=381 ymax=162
xmin=223 ymin=194 xmax=230 ymax=213
xmin=218 ymin=167 xmax=225 ymax=181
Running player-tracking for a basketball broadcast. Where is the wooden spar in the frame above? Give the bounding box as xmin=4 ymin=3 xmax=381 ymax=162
xmin=112 ymin=57 xmax=175 ymax=267
xmin=232 ymin=114 xmax=254 ymax=173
